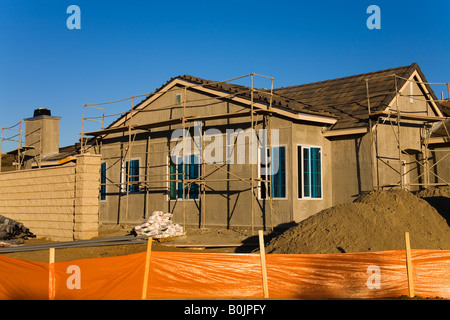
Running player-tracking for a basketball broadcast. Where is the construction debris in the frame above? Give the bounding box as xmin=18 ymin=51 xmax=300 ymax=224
xmin=132 ymin=211 xmax=185 ymax=239
xmin=0 ymin=215 xmax=35 ymax=247
xmin=0 ymin=215 xmax=35 ymax=240
xmin=0 ymin=239 xmax=25 ymax=248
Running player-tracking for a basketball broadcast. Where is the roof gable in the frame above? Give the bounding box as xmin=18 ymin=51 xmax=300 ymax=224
xmin=274 ymin=63 xmax=443 ymax=130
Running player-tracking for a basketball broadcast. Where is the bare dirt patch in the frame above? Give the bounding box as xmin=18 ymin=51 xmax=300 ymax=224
xmin=0 ymin=225 xmax=257 ymax=262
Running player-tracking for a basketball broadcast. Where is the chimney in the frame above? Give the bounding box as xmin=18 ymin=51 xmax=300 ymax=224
xmin=24 ymin=108 xmax=60 ymax=161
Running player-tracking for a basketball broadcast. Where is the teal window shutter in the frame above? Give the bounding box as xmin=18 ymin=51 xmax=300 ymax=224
xmin=126 ymin=159 xmax=139 ymax=193
xmin=188 ymin=154 xmax=199 ymax=199
xmin=303 ymin=147 xmax=310 ymax=197
xmin=271 ymin=146 xmax=286 ymax=198
xmin=310 ymin=147 xmax=322 ymax=198
xmin=169 ymin=162 xmax=177 ymax=200
xmin=100 ymin=162 xmax=106 ymax=200
xmin=172 ymin=155 xmax=200 ymax=200
xmin=177 ymin=160 xmax=183 ymax=199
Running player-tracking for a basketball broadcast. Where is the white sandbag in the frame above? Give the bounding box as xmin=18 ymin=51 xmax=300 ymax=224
xmin=132 ymin=211 xmax=184 ymax=238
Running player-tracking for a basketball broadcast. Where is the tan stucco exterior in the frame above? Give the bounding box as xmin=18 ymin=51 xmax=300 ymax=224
xmin=88 ymin=72 xmax=447 ymax=229
xmin=92 ymin=84 xmax=337 ymax=228
xmin=24 ymin=115 xmax=60 ymax=163
xmin=329 ymin=72 xmax=446 ymax=205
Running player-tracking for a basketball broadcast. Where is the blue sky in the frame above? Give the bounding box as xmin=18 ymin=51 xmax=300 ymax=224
xmin=0 ymin=0 xmax=449 ymax=149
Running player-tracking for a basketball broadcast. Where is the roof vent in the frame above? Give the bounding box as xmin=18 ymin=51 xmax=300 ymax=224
xmin=33 ymin=108 xmax=51 ymax=117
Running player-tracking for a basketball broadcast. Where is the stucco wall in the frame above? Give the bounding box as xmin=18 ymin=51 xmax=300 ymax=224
xmin=430 ymin=145 xmax=450 ymax=185
xmin=329 ymin=133 xmax=373 ymax=205
xmin=0 ymin=154 xmax=100 ymax=241
xmin=24 ymin=115 xmax=60 ymax=163
xmin=291 ymin=122 xmax=333 ymax=221
xmin=98 ymin=119 xmax=296 ymax=228
xmin=328 ymin=75 xmax=445 ymax=201
xmin=96 ymin=85 xmax=335 ymax=228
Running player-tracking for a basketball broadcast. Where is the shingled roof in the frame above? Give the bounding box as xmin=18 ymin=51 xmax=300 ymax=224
xmin=171 ymin=74 xmax=337 ymax=119
xmin=177 ymin=63 xmax=442 ymax=131
xmin=274 ymin=62 xmax=439 ymax=130
xmin=105 ymin=73 xmax=338 ymax=130
xmin=107 ymin=62 xmax=442 ymax=132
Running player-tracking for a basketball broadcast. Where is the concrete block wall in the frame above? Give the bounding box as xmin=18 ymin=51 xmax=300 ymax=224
xmin=74 ymin=154 xmax=101 ymax=240
xmin=0 ymin=154 xmax=101 ymax=241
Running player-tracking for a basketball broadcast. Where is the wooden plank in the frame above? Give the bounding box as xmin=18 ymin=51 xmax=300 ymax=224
xmin=370 ymin=111 xmax=447 ymax=122
xmin=404 ymin=232 xmax=415 ymax=298
xmin=323 ymin=127 xmax=368 ymax=137
xmin=158 ymin=242 xmax=256 ymax=248
xmin=141 ymin=237 xmax=153 ymax=300
xmin=84 ymin=111 xmax=253 ymax=137
xmin=258 ymin=230 xmax=269 ymax=299
xmin=49 ymin=247 xmax=55 ymax=300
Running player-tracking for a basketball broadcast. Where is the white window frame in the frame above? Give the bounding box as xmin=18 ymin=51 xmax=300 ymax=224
xmin=297 ymin=144 xmax=323 ymax=200
xmin=165 ymin=155 xmax=170 ymax=201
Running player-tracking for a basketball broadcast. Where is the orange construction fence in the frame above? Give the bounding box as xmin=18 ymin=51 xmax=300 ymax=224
xmin=0 ymin=248 xmax=449 ymax=300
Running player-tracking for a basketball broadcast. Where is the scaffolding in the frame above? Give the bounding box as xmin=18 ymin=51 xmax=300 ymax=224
xmin=366 ymin=74 xmax=450 ymax=191
xmin=0 ymin=120 xmax=44 ymax=172
xmin=80 ymin=71 xmax=450 ymax=231
xmin=80 ymin=74 xmax=276 ymax=232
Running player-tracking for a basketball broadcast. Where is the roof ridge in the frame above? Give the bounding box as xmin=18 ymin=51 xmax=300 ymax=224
xmin=175 ymin=75 xmax=337 ymax=118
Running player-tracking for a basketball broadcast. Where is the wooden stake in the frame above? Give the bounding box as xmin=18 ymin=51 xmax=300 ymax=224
xmin=258 ymin=230 xmax=269 ymax=299
xmin=404 ymin=232 xmax=414 ymax=298
xmin=49 ymin=247 xmax=55 ymax=300
xmin=251 ymin=75 xmax=255 ymax=235
xmin=141 ymin=237 xmax=153 ymax=300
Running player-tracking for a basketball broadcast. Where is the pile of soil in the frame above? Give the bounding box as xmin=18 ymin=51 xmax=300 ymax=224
xmin=415 ymin=186 xmax=450 ymax=223
xmin=264 ymin=189 xmax=450 ymax=254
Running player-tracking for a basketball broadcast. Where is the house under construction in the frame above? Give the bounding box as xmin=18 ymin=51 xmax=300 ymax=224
xmin=2 ymin=62 xmax=449 ymax=233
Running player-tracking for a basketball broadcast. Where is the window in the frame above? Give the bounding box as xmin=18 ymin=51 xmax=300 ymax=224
xmin=298 ymin=145 xmax=322 ymax=199
xmin=169 ymin=154 xmax=200 ymax=200
xmin=176 ymin=94 xmax=182 ymax=105
xmin=259 ymin=146 xmax=286 ymax=199
xmin=123 ymin=159 xmax=140 ymax=193
xmin=410 ymin=81 xmax=414 ymax=103
xmin=100 ymin=162 xmax=106 ymax=201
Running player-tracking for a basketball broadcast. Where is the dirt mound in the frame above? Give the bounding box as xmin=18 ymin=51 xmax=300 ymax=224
xmin=265 ymin=189 xmax=450 ymax=254
xmin=415 ymin=186 xmax=450 ymax=224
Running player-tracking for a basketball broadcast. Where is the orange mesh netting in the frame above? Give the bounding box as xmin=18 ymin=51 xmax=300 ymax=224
xmin=0 ymin=249 xmax=449 ymax=300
